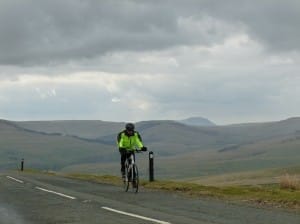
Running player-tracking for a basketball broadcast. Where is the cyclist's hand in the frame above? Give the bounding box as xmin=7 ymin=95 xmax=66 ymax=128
xmin=141 ymin=146 xmax=147 ymax=151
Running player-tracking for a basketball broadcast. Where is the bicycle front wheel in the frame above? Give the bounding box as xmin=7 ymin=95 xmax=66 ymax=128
xmin=132 ymin=164 xmax=139 ymax=193
xmin=124 ymin=166 xmax=130 ymax=192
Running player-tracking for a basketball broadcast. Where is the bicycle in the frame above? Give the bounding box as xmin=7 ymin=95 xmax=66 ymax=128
xmin=123 ymin=150 xmax=144 ymax=193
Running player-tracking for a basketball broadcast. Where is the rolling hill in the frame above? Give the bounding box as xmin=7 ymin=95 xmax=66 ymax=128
xmin=1 ymin=117 xmax=300 ymax=182
xmin=0 ymin=120 xmax=118 ymax=171
xmin=15 ymin=120 xmax=124 ymax=139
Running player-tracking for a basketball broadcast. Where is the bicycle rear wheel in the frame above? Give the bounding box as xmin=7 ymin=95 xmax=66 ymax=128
xmin=132 ymin=164 xmax=139 ymax=193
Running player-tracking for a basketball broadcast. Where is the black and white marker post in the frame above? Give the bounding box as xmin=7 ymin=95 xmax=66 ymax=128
xmin=149 ymin=151 xmax=154 ymax=182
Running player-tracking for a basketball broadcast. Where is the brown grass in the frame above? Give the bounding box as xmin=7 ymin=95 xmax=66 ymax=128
xmin=280 ymin=173 xmax=300 ymax=190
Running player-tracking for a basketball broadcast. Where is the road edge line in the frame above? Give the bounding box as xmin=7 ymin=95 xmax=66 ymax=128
xmin=35 ymin=186 xmax=76 ymax=200
xmin=6 ymin=176 xmax=24 ymax=184
xmin=101 ymin=206 xmax=171 ymax=224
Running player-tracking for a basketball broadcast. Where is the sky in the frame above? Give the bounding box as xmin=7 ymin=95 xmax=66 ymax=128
xmin=0 ymin=0 xmax=300 ymax=125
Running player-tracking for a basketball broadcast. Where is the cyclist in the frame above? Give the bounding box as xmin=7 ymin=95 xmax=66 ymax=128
xmin=117 ymin=123 xmax=147 ymax=178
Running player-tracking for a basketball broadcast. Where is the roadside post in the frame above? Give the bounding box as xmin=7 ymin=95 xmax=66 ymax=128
xmin=21 ymin=158 xmax=24 ymax=171
xmin=149 ymin=151 xmax=154 ymax=182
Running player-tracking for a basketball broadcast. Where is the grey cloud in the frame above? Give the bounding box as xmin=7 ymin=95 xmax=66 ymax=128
xmin=0 ymin=0 xmax=259 ymax=66
xmin=0 ymin=83 xmax=111 ymax=120
xmin=0 ymin=0 xmax=181 ymax=65
xmin=199 ymin=0 xmax=300 ymax=52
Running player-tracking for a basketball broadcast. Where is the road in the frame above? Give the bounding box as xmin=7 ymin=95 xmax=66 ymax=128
xmin=0 ymin=172 xmax=299 ymax=224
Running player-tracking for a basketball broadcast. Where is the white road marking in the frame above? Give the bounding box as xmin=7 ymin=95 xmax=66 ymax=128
xmin=102 ymin=206 xmax=171 ymax=224
xmin=6 ymin=176 xmax=24 ymax=183
xmin=6 ymin=175 xmax=169 ymax=223
xmin=35 ymin=187 xmax=76 ymax=200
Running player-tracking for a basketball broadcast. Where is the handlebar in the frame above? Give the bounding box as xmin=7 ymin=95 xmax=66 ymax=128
xmin=124 ymin=148 xmax=147 ymax=154
xmin=131 ymin=149 xmax=144 ymax=153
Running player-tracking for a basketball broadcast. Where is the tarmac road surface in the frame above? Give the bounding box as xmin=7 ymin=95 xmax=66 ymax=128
xmin=0 ymin=171 xmax=299 ymax=224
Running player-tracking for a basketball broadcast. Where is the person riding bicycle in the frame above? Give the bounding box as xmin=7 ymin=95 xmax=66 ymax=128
xmin=117 ymin=123 xmax=147 ymax=178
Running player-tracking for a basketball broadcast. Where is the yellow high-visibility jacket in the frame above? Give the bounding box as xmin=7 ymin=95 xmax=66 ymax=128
xmin=117 ymin=131 xmax=144 ymax=151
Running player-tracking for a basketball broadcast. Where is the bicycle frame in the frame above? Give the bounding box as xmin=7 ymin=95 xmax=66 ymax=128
xmin=124 ymin=151 xmax=139 ymax=193
xmin=125 ymin=152 xmax=135 ymax=180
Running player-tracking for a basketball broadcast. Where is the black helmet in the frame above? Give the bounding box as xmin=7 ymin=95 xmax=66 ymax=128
xmin=125 ymin=123 xmax=135 ymax=131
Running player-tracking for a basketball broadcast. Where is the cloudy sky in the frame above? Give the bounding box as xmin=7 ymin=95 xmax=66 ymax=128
xmin=0 ymin=0 xmax=299 ymax=124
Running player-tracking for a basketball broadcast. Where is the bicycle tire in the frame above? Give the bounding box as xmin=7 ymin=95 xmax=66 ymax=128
xmin=132 ymin=164 xmax=139 ymax=193
xmin=124 ymin=165 xmax=130 ymax=192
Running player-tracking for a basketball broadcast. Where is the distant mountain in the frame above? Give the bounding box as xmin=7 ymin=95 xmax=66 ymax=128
xmin=178 ymin=117 xmax=216 ymax=126
xmin=15 ymin=120 xmax=124 ymax=139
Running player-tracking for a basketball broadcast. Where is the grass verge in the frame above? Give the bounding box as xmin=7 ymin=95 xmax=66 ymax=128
xmin=64 ymin=173 xmax=300 ymax=210
xmin=20 ymin=170 xmax=299 ymax=210
xmin=280 ymin=174 xmax=300 ymax=190
xmin=65 ymin=173 xmax=121 ymax=185
xmin=142 ymin=180 xmax=300 ymax=210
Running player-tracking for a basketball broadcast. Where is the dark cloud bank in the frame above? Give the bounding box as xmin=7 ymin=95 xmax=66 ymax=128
xmin=0 ymin=0 xmax=299 ymax=66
